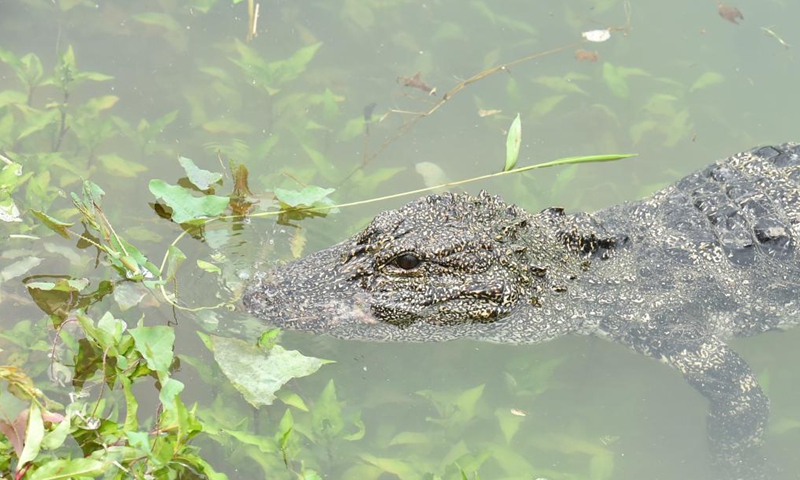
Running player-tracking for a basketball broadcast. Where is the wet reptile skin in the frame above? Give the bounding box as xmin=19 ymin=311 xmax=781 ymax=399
xmin=244 ymin=143 xmax=800 ymax=479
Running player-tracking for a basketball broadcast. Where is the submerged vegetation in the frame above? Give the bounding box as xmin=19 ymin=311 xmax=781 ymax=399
xmin=1 ymin=0 xmax=799 ymax=479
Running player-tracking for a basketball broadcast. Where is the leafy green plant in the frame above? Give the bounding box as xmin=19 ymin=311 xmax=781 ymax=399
xmin=0 ymin=1 xmax=680 ymax=477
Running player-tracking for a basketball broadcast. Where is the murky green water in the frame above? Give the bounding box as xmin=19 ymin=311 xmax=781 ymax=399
xmin=1 ymin=0 xmax=799 ymax=479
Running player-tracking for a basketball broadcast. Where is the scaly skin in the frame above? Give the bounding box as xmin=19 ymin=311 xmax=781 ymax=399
xmin=244 ymin=143 xmax=800 ymax=478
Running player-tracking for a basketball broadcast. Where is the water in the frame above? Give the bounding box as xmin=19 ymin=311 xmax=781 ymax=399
xmin=1 ymin=0 xmax=799 ymax=478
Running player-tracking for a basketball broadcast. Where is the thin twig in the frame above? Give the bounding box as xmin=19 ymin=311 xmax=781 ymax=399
xmin=339 ymin=39 xmax=588 ymax=186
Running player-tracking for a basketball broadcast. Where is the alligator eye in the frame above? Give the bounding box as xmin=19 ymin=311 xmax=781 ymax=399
xmin=392 ymin=253 xmax=420 ymax=270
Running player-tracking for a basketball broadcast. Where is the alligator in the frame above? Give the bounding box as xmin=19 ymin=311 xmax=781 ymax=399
xmin=243 ymin=143 xmax=800 ymax=479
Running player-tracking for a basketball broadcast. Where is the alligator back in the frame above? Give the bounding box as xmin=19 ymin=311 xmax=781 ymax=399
xmin=588 ymin=144 xmax=800 ymax=344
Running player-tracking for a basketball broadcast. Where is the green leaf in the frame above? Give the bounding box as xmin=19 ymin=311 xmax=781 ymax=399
xmin=629 ymin=120 xmax=658 ymax=145
xmin=31 ymin=210 xmax=74 ymax=239
xmin=312 ymin=380 xmax=344 ymax=438
xmin=389 ymin=431 xmax=435 ymax=446
xmin=517 ymin=153 xmax=636 ymax=170
xmin=163 ymin=245 xmax=186 ymax=284
xmin=202 ymin=118 xmax=253 ymax=135
xmin=271 ymin=42 xmax=323 ymax=85
xmin=0 ymin=46 xmax=20 ymax=68
xmin=358 ymin=454 xmax=419 ymax=480
xmin=207 ymin=335 xmax=332 ymax=408
xmin=149 ymin=179 xmax=229 ymax=223
xmin=336 ymin=116 xmax=368 ymax=142
xmin=602 ymin=63 xmax=649 ymax=98
xmin=178 ymin=157 xmax=223 ymax=190
xmin=81 ymin=95 xmax=119 ymax=115
xmin=130 ymin=325 xmax=175 ymax=373
xmin=97 ymin=154 xmax=147 ymax=177
xmin=18 ymin=401 xmax=45 ymax=468
xmin=590 ymin=452 xmax=616 ymax=480
xmin=40 ymin=414 xmax=71 ymax=451
xmin=495 ymin=408 xmax=525 ymax=443
xmin=158 ymin=377 xmax=184 ymax=410
xmin=132 ymin=12 xmax=181 ymax=31
xmin=533 ymin=75 xmax=588 ymax=95
xmin=0 ymin=90 xmax=27 ymax=108
xmin=17 ymin=108 xmax=60 ymax=141
xmin=0 ymin=161 xmax=24 ymax=189
xmin=28 ymin=458 xmax=105 ymax=480
xmin=531 ymin=94 xmax=567 ymax=117
xmin=1 ymin=256 xmax=42 ymax=281
xmin=0 ymin=197 xmax=21 ymax=222
xmin=108 ymin=235 xmax=160 ymax=278
xmin=257 ymin=328 xmax=280 ymax=350
xmin=74 ymin=71 xmax=114 ymax=82
xmin=504 ymin=113 xmax=521 ymax=172
xmin=276 ymin=390 xmax=309 ymax=411
xmin=120 ymin=376 xmax=139 ymax=431
xmin=196 ymin=259 xmax=220 ymax=274
xmin=689 ymin=71 xmax=724 ymax=92
xmin=125 ymin=431 xmax=150 ymax=451
xmin=113 ymin=282 xmax=148 ymax=311
xmin=273 ymin=185 xmax=335 ymax=209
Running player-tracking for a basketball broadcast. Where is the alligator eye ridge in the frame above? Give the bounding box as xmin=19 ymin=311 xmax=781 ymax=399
xmin=392 ymin=253 xmax=420 ymax=270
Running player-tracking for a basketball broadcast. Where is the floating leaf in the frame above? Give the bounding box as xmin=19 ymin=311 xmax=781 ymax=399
xmin=207 ymin=334 xmax=332 ymax=408
xmin=504 ymin=113 xmax=522 ymax=172
xmin=274 ymin=186 xmax=335 ymax=209
xmin=178 ymin=157 xmax=223 ymax=190
xmin=149 ymin=179 xmax=229 ymax=223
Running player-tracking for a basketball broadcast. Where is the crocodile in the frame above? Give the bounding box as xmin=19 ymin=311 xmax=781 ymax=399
xmin=243 ymin=143 xmax=800 ymax=479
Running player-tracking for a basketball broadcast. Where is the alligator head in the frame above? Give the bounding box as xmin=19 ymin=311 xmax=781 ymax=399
xmin=243 ymin=191 xmax=622 ymax=343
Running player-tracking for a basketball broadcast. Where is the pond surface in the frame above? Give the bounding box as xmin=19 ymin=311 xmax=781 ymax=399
xmin=1 ymin=0 xmax=799 ymax=479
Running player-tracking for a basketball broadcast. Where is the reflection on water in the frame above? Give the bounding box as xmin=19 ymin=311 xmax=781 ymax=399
xmin=2 ymin=0 xmax=800 ymax=478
